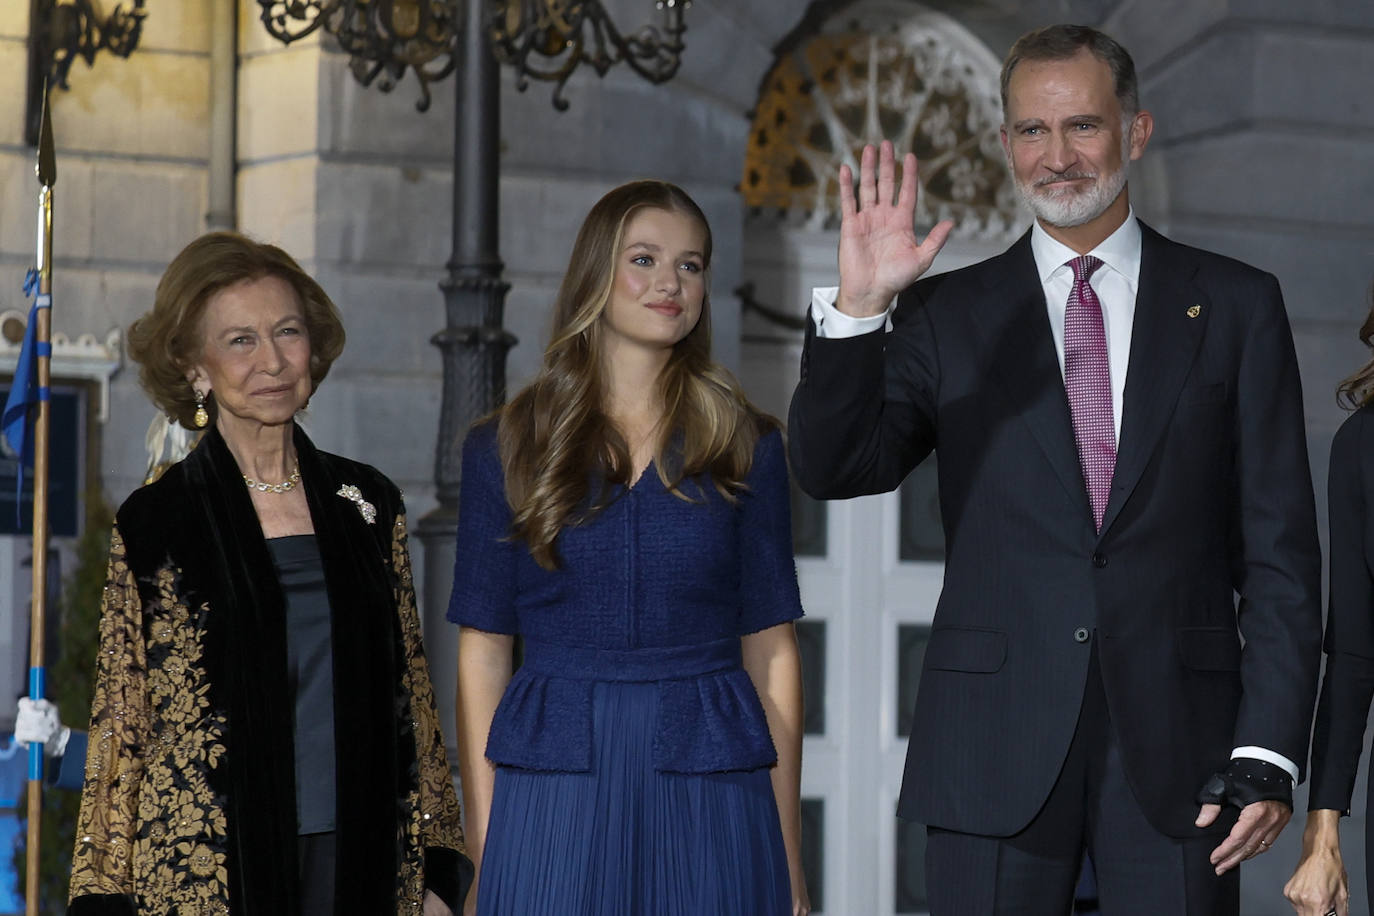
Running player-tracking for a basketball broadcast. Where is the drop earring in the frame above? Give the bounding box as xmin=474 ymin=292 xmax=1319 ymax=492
xmin=193 ymin=389 xmax=209 ymax=429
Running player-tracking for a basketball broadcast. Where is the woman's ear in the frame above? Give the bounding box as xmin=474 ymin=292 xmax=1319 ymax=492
xmin=185 ymin=366 xmax=208 ymax=396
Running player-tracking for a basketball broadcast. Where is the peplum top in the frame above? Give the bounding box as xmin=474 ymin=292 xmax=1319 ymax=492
xmin=446 ymin=421 xmax=804 ymax=774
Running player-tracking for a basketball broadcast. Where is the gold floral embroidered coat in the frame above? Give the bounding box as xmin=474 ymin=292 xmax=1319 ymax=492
xmin=68 ymin=426 xmax=466 ymax=915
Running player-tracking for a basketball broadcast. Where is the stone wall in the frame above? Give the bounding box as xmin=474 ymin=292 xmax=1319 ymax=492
xmin=0 ymin=2 xmax=212 ymax=502
xmin=0 ymin=1 xmax=214 ymax=714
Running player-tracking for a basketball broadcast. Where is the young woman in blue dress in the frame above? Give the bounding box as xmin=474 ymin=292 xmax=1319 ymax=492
xmin=448 ymin=180 xmax=809 ymax=916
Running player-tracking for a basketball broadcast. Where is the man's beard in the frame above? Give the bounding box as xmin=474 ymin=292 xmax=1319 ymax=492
xmin=1010 ymin=146 xmax=1129 ymax=228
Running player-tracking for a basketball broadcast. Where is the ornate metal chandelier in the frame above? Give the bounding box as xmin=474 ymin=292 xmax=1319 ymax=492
xmin=26 ymin=0 xmax=148 ymax=144
xmin=257 ymin=0 xmax=460 ymax=111
xmin=35 ymin=0 xmax=146 ymax=89
xmin=255 ymin=0 xmax=690 ymax=111
xmin=487 ymin=0 xmax=690 ymax=111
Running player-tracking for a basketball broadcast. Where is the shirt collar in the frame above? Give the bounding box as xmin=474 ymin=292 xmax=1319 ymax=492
xmin=1030 ymin=208 xmax=1143 ymax=291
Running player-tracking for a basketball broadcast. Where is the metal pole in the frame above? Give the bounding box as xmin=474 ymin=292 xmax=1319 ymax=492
xmin=25 ymin=89 xmax=55 ymax=916
xmin=205 ymin=0 xmax=237 ymax=231
xmin=417 ymin=0 xmax=515 ymax=763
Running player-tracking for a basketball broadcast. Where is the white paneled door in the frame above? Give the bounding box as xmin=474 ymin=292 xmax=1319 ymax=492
xmin=738 ymin=227 xmax=1008 ymax=914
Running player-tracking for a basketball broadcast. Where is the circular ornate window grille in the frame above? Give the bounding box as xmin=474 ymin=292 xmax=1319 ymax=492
xmin=741 ymin=4 xmax=1024 ymax=242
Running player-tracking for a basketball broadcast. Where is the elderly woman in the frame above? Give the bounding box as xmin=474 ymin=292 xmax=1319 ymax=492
xmin=67 ymin=233 xmax=466 ymax=915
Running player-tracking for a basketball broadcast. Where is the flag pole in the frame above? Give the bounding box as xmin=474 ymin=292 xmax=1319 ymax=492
xmin=25 ymin=84 xmax=55 ymax=916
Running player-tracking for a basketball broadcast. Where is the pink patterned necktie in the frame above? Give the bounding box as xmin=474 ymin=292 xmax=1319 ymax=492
xmin=1063 ymin=255 xmax=1115 ymax=532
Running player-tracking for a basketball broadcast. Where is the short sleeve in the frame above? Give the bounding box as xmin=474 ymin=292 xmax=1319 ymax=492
xmin=446 ymin=424 xmax=520 ymax=634
xmin=737 ymin=427 xmax=805 ymax=634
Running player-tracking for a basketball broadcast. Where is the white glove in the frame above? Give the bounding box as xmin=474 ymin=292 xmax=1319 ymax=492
xmin=15 ymin=697 xmax=71 ymax=757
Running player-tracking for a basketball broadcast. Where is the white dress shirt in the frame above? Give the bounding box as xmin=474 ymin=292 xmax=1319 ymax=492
xmin=807 ymin=212 xmax=1298 ymax=783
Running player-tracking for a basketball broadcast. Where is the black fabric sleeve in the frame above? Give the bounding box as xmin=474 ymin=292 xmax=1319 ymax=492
xmin=424 ymin=846 xmax=475 ymax=912
xmin=787 ymin=296 xmax=937 ymax=500
xmin=67 ymin=894 xmax=137 ymax=915
xmin=1309 ymin=409 xmax=1374 ymax=813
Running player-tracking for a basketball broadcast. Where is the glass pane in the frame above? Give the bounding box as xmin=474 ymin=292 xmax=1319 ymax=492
xmin=896 ymin=624 xmax=931 ymax=738
xmin=791 ymin=478 xmax=828 ymax=557
xmin=801 ymin=797 xmax=824 ymax=912
xmin=894 ymin=815 xmax=928 ymax=912
xmin=796 ymin=620 xmax=826 ymax=735
xmin=898 ymin=457 xmax=943 ymax=562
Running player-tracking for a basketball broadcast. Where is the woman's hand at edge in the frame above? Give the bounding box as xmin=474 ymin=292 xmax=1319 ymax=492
xmin=1284 ymin=809 xmax=1349 ymax=916
xmin=423 ymin=889 xmax=453 ymax=916
xmin=460 ymin=875 xmax=479 ymax=916
xmin=790 ymin=865 xmax=812 ymax=916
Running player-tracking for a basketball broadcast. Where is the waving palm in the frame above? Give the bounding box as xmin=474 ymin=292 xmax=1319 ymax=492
xmin=837 ymin=141 xmax=954 ymax=317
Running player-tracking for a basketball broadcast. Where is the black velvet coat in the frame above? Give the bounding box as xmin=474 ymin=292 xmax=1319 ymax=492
xmin=67 ymin=426 xmax=466 ymax=915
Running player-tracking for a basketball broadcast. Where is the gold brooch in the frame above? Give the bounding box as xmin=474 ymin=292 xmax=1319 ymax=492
xmin=1186 ymin=305 xmax=1202 ymax=318
xmin=336 ymin=485 xmax=376 ymax=524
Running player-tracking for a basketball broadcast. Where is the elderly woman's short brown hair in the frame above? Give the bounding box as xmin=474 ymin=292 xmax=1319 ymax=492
xmin=128 ymin=232 xmax=346 ymax=429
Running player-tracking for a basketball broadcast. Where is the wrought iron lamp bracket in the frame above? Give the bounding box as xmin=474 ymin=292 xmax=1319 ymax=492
xmin=25 ymin=0 xmax=147 ymax=145
xmin=487 ymin=0 xmax=689 ymax=111
xmin=257 ymin=0 xmax=461 ymax=111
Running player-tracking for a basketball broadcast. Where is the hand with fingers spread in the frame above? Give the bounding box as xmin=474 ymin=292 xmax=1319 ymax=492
xmin=836 ymin=140 xmax=954 ymax=318
xmin=1284 ymin=810 xmax=1349 ymax=916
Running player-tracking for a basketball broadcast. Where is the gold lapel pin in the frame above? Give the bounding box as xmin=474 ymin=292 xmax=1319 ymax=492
xmin=1186 ymin=304 xmax=1202 ymax=318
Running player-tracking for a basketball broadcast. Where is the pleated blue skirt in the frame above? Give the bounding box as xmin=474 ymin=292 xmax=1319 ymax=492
xmin=477 ymin=680 xmax=791 ymax=916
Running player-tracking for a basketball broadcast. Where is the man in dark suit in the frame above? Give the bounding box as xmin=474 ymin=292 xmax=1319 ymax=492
xmin=788 ymin=24 xmax=1322 ymax=914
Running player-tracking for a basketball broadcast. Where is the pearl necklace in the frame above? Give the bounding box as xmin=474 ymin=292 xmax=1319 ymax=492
xmin=243 ymin=466 xmax=301 ymax=494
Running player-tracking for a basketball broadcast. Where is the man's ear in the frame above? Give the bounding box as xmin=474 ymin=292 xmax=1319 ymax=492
xmin=1128 ymin=110 xmax=1154 ymax=161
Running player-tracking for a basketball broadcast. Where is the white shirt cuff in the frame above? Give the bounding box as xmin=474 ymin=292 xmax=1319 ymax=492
xmin=1230 ymin=746 xmax=1299 ymax=784
xmin=810 ymin=286 xmax=892 ymax=339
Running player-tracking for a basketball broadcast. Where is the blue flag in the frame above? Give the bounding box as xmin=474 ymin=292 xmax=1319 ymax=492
xmin=2 ymin=269 xmax=51 ymax=527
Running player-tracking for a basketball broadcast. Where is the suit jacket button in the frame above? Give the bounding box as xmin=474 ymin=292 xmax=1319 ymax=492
xmin=1073 ymin=627 xmax=1091 ymax=644
xmin=1091 ymin=552 xmax=1108 ymax=568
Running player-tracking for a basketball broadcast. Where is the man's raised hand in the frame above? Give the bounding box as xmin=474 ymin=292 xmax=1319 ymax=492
xmin=836 ymin=140 xmax=954 ymax=318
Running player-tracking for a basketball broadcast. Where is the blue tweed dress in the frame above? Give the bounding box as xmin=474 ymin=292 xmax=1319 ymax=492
xmin=447 ymin=422 xmax=803 ymax=916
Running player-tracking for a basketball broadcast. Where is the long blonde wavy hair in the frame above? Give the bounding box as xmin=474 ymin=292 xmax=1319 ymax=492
xmin=498 ymin=180 xmax=776 ymax=570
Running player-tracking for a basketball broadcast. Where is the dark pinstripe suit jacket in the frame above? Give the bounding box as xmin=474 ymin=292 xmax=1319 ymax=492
xmin=788 ymin=222 xmax=1322 ymax=838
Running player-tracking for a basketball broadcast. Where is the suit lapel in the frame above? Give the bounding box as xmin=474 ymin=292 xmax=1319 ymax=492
xmin=970 ymin=235 xmax=1092 ymax=520
xmin=1098 ymin=224 xmax=1208 ymax=536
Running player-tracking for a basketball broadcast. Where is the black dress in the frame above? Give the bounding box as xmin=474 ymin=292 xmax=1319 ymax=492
xmin=268 ymin=534 xmax=336 ymax=912
xmin=1308 ymin=404 xmax=1374 ymax=904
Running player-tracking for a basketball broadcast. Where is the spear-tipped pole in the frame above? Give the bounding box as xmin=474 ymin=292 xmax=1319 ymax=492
xmin=25 ymin=84 xmax=55 ymax=916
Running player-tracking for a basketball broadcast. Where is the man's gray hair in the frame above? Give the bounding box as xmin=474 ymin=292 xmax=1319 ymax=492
xmin=1000 ymin=24 xmax=1139 ymax=120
